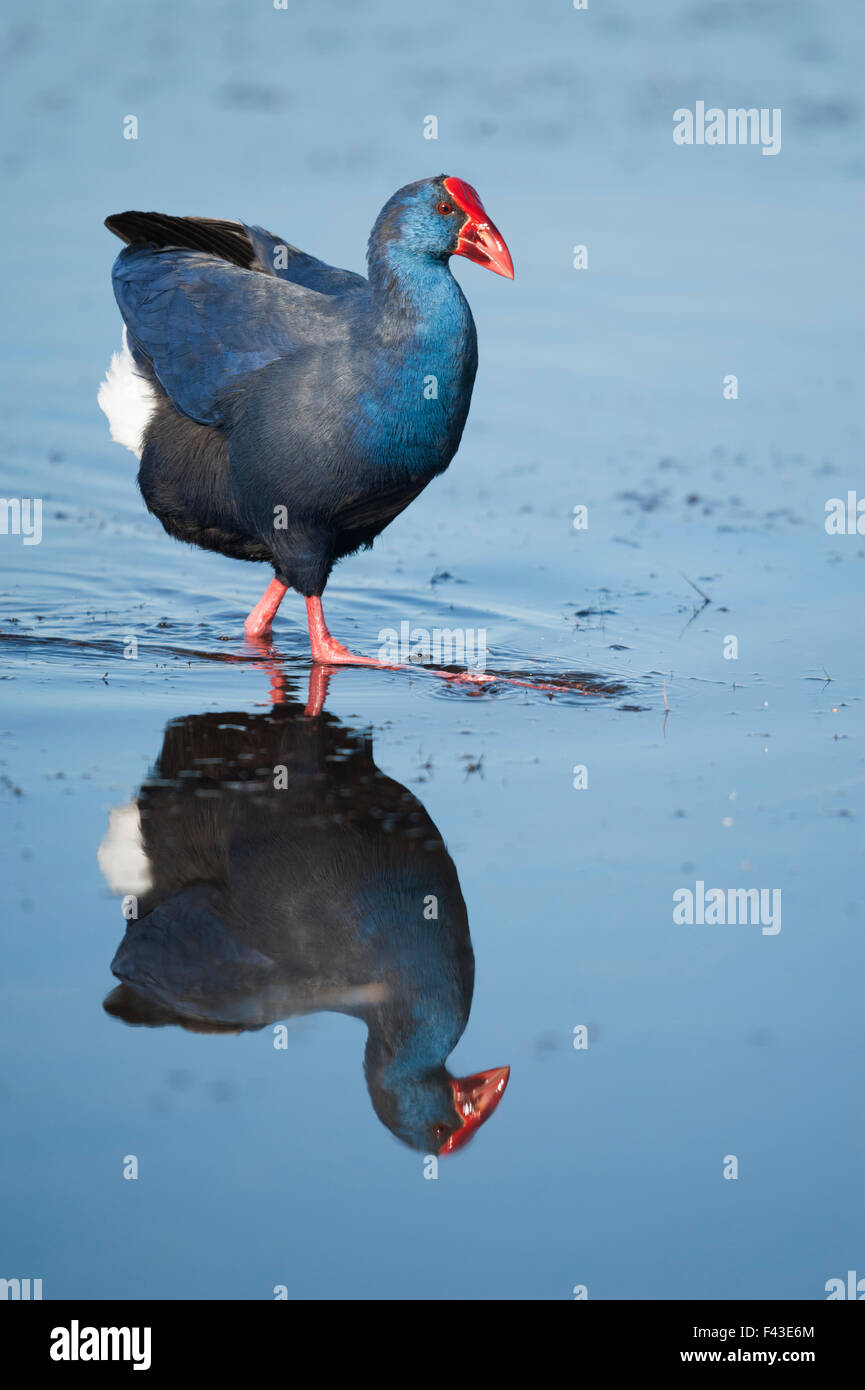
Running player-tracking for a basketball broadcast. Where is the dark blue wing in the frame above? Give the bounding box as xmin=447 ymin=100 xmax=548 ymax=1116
xmin=110 ymin=884 xmax=277 ymax=1027
xmin=243 ymin=223 xmax=368 ymax=295
xmin=111 ymin=245 xmax=347 ymax=426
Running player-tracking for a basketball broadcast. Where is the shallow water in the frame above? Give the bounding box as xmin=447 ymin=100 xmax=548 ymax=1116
xmin=1 ymin=0 xmax=862 ymax=1299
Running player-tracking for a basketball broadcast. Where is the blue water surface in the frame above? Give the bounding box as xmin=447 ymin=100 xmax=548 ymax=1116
xmin=0 ymin=0 xmax=862 ymax=1300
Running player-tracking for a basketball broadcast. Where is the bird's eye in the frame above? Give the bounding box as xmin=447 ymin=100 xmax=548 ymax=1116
xmin=432 ymin=1123 xmax=449 ymax=1141
xmin=437 ymin=202 xmax=454 ymax=215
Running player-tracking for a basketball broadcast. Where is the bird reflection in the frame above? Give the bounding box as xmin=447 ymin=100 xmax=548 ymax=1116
xmin=98 ymin=695 xmax=509 ymax=1154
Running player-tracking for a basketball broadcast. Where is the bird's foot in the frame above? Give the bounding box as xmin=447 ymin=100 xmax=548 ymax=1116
xmin=310 ymin=635 xmax=390 ymax=667
xmin=305 ymin=595 xmax=392 ymax=667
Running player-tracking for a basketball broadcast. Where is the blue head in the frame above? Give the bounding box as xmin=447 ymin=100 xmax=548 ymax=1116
xmin=366 ymin=1043 xmax=511 ymax=1156
xmin=367 ymin=175 xmax=513 ymax=286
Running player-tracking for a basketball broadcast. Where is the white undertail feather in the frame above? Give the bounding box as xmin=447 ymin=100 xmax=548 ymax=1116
xmin=97 ymin=326 xmax=157 ymax=459
xmin=97 ymin=801 xmax=154 ymax=897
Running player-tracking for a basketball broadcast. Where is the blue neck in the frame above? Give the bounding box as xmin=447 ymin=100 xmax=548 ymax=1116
xmin=376 ymin=1006 xmax=462 ymax=1082
xmin=357 ymin=235 xmax=478 ymax=478
xmin=368 ymin=241 xmax=470 ymax=332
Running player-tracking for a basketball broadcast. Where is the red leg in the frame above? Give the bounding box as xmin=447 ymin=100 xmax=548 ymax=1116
xmin=305 ymin=595 xmax=390 ymax=666
xmin=304 ymin=664 xmax=332 ymax=718
xmin=244 ymin=577 xmax=288 ymax=639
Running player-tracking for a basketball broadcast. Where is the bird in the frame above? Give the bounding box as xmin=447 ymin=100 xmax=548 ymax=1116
xmin=98 ymin=696 xmax=510 ymax=1155
xmin=98 ymin=176 xmax=513 ymax=664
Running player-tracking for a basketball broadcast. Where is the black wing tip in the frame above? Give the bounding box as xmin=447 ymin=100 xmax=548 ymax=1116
xmin=105 ymin=211 xmax=146 ymax=243
xmin=103 ymin=211 xmax=256 ymax=268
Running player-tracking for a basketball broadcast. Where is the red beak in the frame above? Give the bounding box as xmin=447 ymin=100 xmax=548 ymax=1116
xmin=440 ymin=1065 xmax=511 ymax=1154
xmin=443 ymin=177 xmax=514 ymax=280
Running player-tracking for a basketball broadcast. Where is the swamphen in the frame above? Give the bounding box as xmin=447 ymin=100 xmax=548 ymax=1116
xmin=99 ymin=176 xmax=513 ymax=663
xmin=99 ymin=700 xmax=510 ymax=1154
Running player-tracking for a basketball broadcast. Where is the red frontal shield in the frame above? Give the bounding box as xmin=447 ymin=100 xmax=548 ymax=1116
xmin=443 ymin=177 xmax=514 ymax=279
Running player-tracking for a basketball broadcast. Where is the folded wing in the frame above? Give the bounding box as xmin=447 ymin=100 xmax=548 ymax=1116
xmin=106 ymin=211 xmax=366 ymax=426
xmin=243 ymin=224 xmax=368 ymax=296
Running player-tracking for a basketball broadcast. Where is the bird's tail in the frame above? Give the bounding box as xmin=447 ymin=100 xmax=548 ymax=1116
xmin=97 ymin=325 xmax=157 ymax=459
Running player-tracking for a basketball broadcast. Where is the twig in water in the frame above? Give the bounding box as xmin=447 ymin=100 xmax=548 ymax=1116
xmin=680 ymin=572 xmax=711 ymax=605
